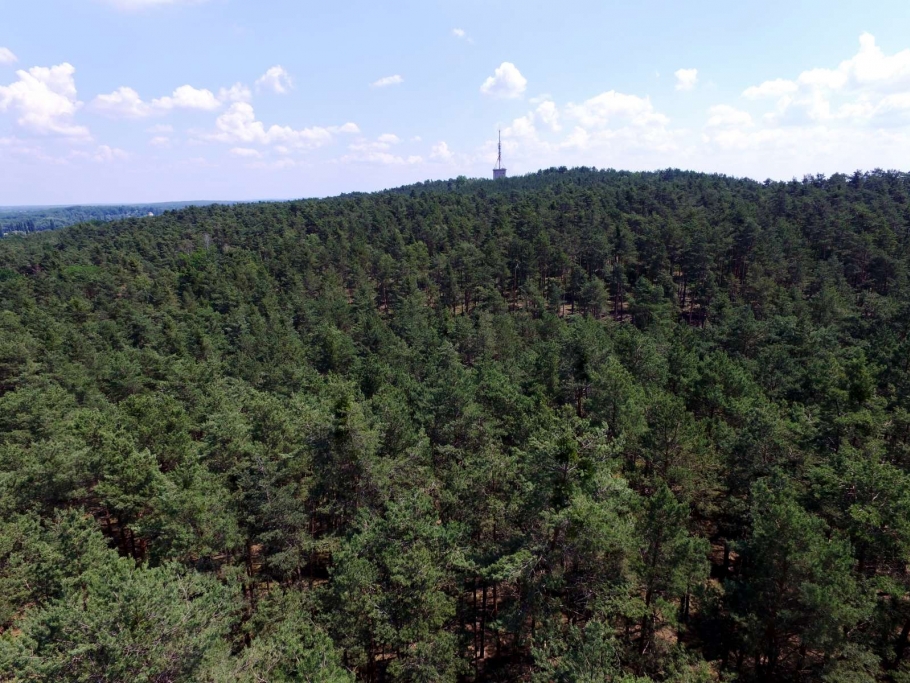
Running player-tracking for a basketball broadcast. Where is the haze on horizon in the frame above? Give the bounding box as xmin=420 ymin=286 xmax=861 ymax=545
xmin=3 ymin=0 xmax=910 ymax=205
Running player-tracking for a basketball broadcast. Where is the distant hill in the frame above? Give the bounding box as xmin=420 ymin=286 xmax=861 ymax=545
xmin=0 ymin=201 xmax=239 ymax=235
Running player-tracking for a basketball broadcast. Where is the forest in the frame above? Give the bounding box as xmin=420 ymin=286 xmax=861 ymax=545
xmin=1 ymin=166 xmax=910 ymax=682
xmin=0 ymin=201 xmax=237 ymax=236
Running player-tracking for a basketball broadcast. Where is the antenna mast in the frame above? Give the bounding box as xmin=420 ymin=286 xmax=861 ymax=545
xmin=493 ymin=130 xmax=507 ymax=179
xmin=497 ymin=130 xmax=502 ymax=170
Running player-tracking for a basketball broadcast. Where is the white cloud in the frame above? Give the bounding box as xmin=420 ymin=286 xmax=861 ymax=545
xmin=831 ymin=32 xmax=910 ymax=91
xmin=743 ymin=78 xmax=798 ymax=99
xmin=98 ymin=83 xmax=251 ymax=124
xmin=674 ymin=68 xmax=698 ymax=91
xmin=340 ymin=133 xmax=421 ymax=165
xmin=93 ymin=83 xmax=222 ymax=118
xmin=504 ymin=114 xmax=536 ymax=139
xmin=468 ymin=86 xmax=683 ymax=177
xmin=92 ymin=144 xmax=127 ymax=162
xmin=451 ymin=28 xmax=473 ymax=42
xmin=706 ymin=105 xmax=753 ymax=128
xmin=347 ymin=133 xmax=401 ymax=154
xmin=430 ymin=141 xmax=453 ymax=160
xmin=681 ymin=33 xmax=910 ymax=178
xmin=255 ymin=66 xmax=292 ymax=95
xmin=70 ymin=145 xmax=128 ymax=163
xmin=450 ymin=34 xmax=910 ymax=181
xmin=229 ymin=147 xmax=262 ymax=158
xmin=93 ymin=86 xmax=151 ymax=118
xmin=536 ymin=100 xmax=561 ymax=131
xmin=0 ymin=136 xmax=45 ymax=160
xmin=0 ymin=63 xmax=90 ymax=138
xmin=207 ymin=102 xmax=357 ymax=150
xmin=797 ymin=68 xmax=847 ymax=90
xmin=147 ymin=123 xmax=173 ymax=133
xmin=741 ymin=33 xmax=910 ymax=127
xmin=328 ymin=123 xmax=361 ymax=134
xmin=149 ymin=136 xmax=171 ymax=147
xmin=371 ymin=75 xmax=403 ymax=88
xmin=218 ymin=83 xmax=252 ymax=103
xmin=339 ymin=150 xmax=422 ymax=166
xmin=480 ymin=62 xmax=527 ymax=99
xmin=152 ymin=85 xmax=220 ymax=111
xmin=0 ymin=48 xmax=17 ymax=65
xmin=565 ymin=91 xmax=668 ymax=128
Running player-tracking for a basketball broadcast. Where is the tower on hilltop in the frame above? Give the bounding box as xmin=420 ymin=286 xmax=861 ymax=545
xmin=493 ymin=130 xmax=507 ymax=179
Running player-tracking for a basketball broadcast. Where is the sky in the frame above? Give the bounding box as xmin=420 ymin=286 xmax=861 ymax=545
xmin=3 ymin=0 xmax=910 ymax=205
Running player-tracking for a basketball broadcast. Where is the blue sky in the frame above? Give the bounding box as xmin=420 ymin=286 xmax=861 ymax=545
xmin=3 ymin=0 xmax=910 ymax=204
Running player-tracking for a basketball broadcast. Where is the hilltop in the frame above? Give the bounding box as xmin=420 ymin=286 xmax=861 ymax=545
xmin=1 ymin=167 xmax=909 ymax=682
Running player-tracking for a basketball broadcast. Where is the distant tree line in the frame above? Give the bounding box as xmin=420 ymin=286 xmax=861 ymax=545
xmin=0 ymin=201 xmax=238 ymax=235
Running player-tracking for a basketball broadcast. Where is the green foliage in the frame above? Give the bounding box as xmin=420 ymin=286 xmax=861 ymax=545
xmin=1 ymin=168 xmax=910 ymax=681
xmin=0 ymin=512 xmax=238 ymax=682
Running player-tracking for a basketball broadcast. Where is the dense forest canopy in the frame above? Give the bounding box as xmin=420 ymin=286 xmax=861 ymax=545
xmin=2 ymin=166 xmax=910 ymax=681
xmin=0 ymin=201 xmax=238 ymax=235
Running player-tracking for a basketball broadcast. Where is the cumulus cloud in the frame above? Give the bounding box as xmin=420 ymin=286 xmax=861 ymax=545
xmin=0 ymin=136 xmax=50 ymax=162
xmin=229 ymin=147 xmax=262 ymax=158
xmin=0 ymin=48 xmax=17 ymax=65
xmin=92 ymin=144 xmax=128 ymax=162
xmin=674 ymin=68 xmax=698 ymax=91
xmin=328 ymin=123 xmax=361 ymax=134
xmin=219 ymin=83 xmax=252 ymax=103
xmin=255 ymin=66 xmax=292 ymax=94
xmin=69 ymin=145 xmax=128 ymax=163
xmin=340 ymin=133 xmax=422 ymax=165
xmin=829 ymin=32 xmax=910 ymax=91
xmin=430 ymin=141 xmax=454 ymax=160
xmin=468 ymin=85 xmax=684 ymax=177
xmin=535 ymin=100 xmax=561 ymax=131
xmin=706 ymin=105 xmax=753 ymax=128
xmin=741 ymin=33 xmax=910 ymax=126
xmin=565 ymin=91 xmax=668 ymax=128
xmin=452 ymin=28 xmax=466 ymax=38
xmin=380 ymin=33 xmax=910 ymax=180
xmin=480 ymin=62 xmax=527 ymax=99
xmin=93 ymin=86 xmax=151 ymax=118
xmin=94 ymin=84 xmax=222 ymax=118
xmin=686 ymin=33 xmax=910 ymax=177
xmin=207 ymin=102 xmax=358 ymax=150
xmin=743 ymin=78 xmax=799 ymax=99
xmin=0 ymin=62 xmax=90 ymax=138
xmin=152 ymin=85 xmax=220 ymax=111
xmin=371 ymin=75 xmax=403 ymax=88
xmin=149 ymin=136 xmax=171 ymax=147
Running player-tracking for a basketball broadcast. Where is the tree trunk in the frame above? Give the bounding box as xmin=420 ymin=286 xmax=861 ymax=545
xmin=894 ymin=617 xmax=910 ymax=668
xmin=480 ymin=583 xmax=488 ymax=660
